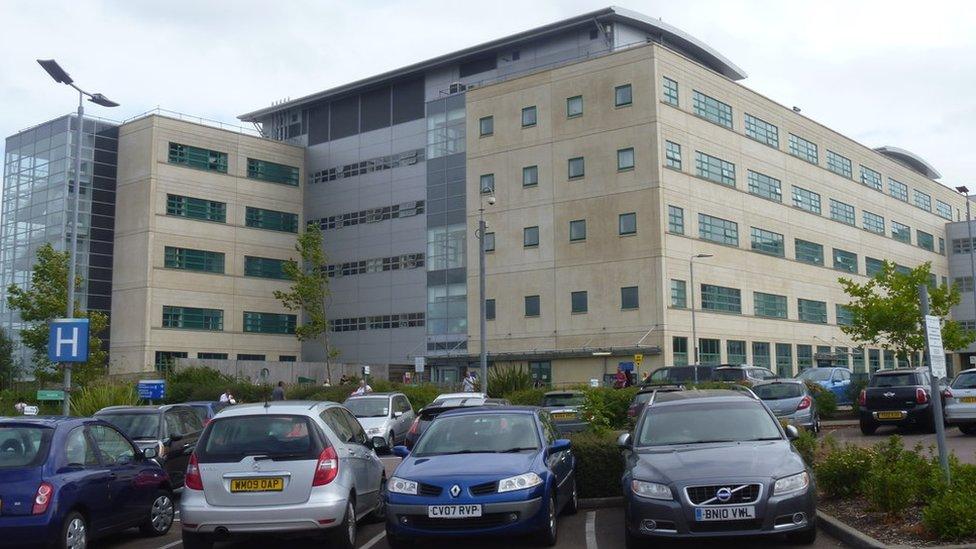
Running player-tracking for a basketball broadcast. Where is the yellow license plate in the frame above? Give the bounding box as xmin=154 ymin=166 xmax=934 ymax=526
xmin=230 ymin=477 xmax=284 ymax=492
xmin=552 ymin=412 xmax=576 ymax=421
xmin=877 ymin=411 xmax=903 ymax=420
xmin=962 ymin=397 xmax=976 ymax=403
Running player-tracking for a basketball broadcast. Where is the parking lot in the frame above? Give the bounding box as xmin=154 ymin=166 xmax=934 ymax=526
xmin=824 ymin=423 xmax=976 ymax=463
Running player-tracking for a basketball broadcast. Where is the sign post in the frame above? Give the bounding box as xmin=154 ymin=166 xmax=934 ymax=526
xmin=920 ymin=285 xmax=950 ymax=482
xmin=47 ymin=318 xmax=90 ymax=416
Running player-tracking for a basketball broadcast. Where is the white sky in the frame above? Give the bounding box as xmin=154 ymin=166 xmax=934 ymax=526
xmin=1 ymin=0 xmax=974 ymax=187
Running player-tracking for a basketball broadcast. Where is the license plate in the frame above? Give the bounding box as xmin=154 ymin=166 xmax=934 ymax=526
xmin=962 ymin=397 xmax=976 ymax=403
xmin=427 ymin=504 xmax=482 ymax=519
xmin=695 ymin=506 xmax=755 ymax=521
xmin=230 ymin=477 xmax=284 ymax=492
xmin=552 ymin=412 xmax=576 ymax=421
xmin=877 ymin=411 xmax=903 ymax=420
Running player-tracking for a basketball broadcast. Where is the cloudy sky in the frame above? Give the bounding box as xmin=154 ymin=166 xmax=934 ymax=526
xmin=1 ymin=0 xmax=974 ymax=188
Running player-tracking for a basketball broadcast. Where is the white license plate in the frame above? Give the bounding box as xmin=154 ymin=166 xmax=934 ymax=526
xmin=695 ymin=506 xmax=755 ymax=521
xmin=427 ymin=504 xmax=482 ymax=519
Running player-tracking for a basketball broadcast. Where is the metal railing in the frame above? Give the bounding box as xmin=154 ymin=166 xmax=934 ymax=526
xmin=122 ymin=107 xmax=262 ymax=137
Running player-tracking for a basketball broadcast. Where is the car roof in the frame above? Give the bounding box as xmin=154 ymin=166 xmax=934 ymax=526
xmin=182 ymin=401 xmax=220 ymax=406
xmin=438 ymin=406 xmax=539 ymax=418
xmin=543 ymin=390 xmax=582 ymax=396
xmin=434 ymin=392 xmax=484 ymax=399
xmin=0 ymin=416 xmax=87 ymax=427
xmin=213 ymin=400 xmax=339 ymax=418
xmin=95 ymin=405 xmax=172 ymax=414
xmin=874 ymin=368 xmax=925 ymax=375
xmin=346 ymin=392 xmax=399 ymax=398
xmin=715 ymin=365 xmax=758 ymax=370
xmin=651 ymin=389 xmax=758 ymax=406
xmin=957 ymin=368 xmax=976 ymax=375
xmin=753 ymin=379 xmax=805 ymax=386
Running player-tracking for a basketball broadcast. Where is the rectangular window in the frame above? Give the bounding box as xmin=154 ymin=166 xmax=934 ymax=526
xmin=197 ymin=353 xmax=228 ymax=360
xmin=826 ymin=150 xmax=853 ymax=178
xmin=744 ymin=113 xmax=779 ymax=147
xmin=862 ymin=211 xmax=885 ymax=234
xmin=937 ymin=200 xmax=953 ymax=220
xmin=797 ymin=345 xmax=813 ymax=371
xmin=479 ymin=116 xmax=493 ymax=136
xmin=775 ymin=343 xmax=793 ymax=377
xmin=279 ymin=356 xmax=296 ymax=362
xmin=621 ymin=286 xmax=639 ymax=310
xmin=571 ymin=291 xmax=588 ymax=313
xmin=524 ymin=295 xmax=540 ymax=317
xmin=954 ymin=238 xmax=975 ymax=254
xmin=750 ymin=227 xmax=784 ymax=257
xmin=162 ymin=306 xmax=223 ymax=331
xmin=569 ymin=219 xmax=586 ymax=242
xmin=244 ymin=256 xmax=291 ymax=280
xmin=888 ymin=178 xmax=908 ymax=201
xmin=479 ymin=173 xmax=494 ymax=194
xmin=795 ymin=239 xmax=824 ymax=266
xmin=852 ymin=347 xmax=866 ymax=373
xmin=917 ymin=230 xmax=934 ymax=251
xmin=164 ymin=247 xmax=224 ymax=274
xmin=727 ymin=340 xmax=747 ymax=365
xmin=237 ymin=354 xmax=266 ymax=361
xmin=695 ymin=151 xmax=735 ymax=187
xmin=662 ymin=77 xmax=679 ymax=106
xmin=892 ymin=221 xmax=911 ymax=243
xmin=618 ymin=213 xmax=637 ymax=235
xmin=754 ymin=292 xmax=787 ymax=318
xmin=484 ymin=232 xmax=495 ymax=252
xmin=521 ymin=106 xmax=537 ymax=127
xmin=798 ymin=298 xmax=828 ymax=323
xmin=243 ymin=311 xmax=297 ymax=334
xmin=614 ymin=84 xmax=632 ymax=107
xmin=833 ymin=248 xmax=858 ymax=273
xmin=665 ymin=141 xmax=682 ymax=169
xmin=792 ymin=186 xmax=821 ymax=214
xmin=168 ymin=142 xmax=228 ymax=173
xmin=617 ymin=147 xmax=635 ymax=171
xmin=670 ymin=279 xmax=687 ymax=308
xmin=246 ymin=207 xmax=298 ymax=233
xmin=485 ymin=299 xmax=495 ymax=320
xmin=939 ymin=237 xmax=945 ymax=255
xmin=753 ymin=342 xmax=771 ymax=368
xmin=698 ymin=213 xmax=739 ymax=246
xmin=668 ymin=206 xmax=684 ymax=234
xmin=566 ymin=96 xmax=583 ymax=118
xmin=155 ymin=351 xmax=188 ymax=370
xmin=522 ymin=165 xmax=539 ymax=187
xmin=865 ymin=257 xmax=884 ymax=277
xmin=954 ymin=276 xmax=974 ymax=293
xmin=673 ymin=336 xmax=688 ymax=366
xmin=788 ymin=134 xmax=819 ymax=164
xmin=747 ymin=170 xmax=782 ymax=202
xmin=166 ymin=194 xmax=226 ymax=223
xmin=700 ymin=338 xmax=721 ymax=365
xmin=692 ymin=90 xmax=733 ymax=128
xmin=860 ymin=166 xmax=882 ymax=191
xmin=869 ymin=349 xmax=881 ymax=372
xmin=568 ymin=157 xmax=585 ymax=179
xmin=247 ymin=158 xmax=300 ymax=186
xmin=914 ymin=189 xmax=932 ymax=211
xmin=829 ymin=199 xmax=855 ymax=225
xmin=523 ymin=226 xmax=539 ymax=248
xmin=836 ymin=304 xmax=854 ymax=326
xmin=701 ymin=284 xmax=741 ymax=313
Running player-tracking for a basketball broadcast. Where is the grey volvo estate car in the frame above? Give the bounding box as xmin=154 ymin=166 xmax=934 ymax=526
xmin=180 ymin=401 xmax=388 ymax=549
xmin=619 ymin=390 xmax=816 ymax=546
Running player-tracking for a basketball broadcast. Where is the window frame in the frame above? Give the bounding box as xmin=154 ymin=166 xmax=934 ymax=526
xmin=614 ymin=84 xmax=633 ymax=107
xmin=618 ymin=212 xmax=637 ymax=236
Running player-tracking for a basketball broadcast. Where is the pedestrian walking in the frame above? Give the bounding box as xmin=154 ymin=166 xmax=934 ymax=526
xmin=462 ymin=370 xmax=477 ymax=392
xmin=271 ymin=381 xmax=285 ymax=401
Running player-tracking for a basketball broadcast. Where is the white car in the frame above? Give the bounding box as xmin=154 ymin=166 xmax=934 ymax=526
xmin=343 ymin=392 xmax=415 ymax=447
xmin=945 ymin=368 xmax=976 ymax=434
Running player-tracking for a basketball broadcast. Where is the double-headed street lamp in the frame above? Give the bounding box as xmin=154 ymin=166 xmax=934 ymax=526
xmin=37 ymin=59 xmax=119 ymax=415
xmin=689 ymin=253 xmax=713 ymax=383
xmin=476 ymin=188 xmax=496 ymax=394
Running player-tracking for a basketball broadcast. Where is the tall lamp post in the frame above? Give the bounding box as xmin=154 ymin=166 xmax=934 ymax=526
xmin=37 ymin=59 xmax=119 ymax=415
xmin=956 ymin=186 xmax=976 ymax=372
xmin=689 ymin=253 xmax=713 ymax=383
xmin=476 ymin=188 xmax=495 ymax=394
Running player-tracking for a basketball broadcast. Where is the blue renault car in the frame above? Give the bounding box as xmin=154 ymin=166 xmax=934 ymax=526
xmin=796 ymin=367 xmax=853 ymax=405
xmin=385 ymin=407 xmax=576 ymax=547
xmin=0 ymin=417 xmax=175 ymax=548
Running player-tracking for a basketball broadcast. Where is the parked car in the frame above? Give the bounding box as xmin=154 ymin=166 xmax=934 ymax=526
xmin=643 ymin=366 xmax=714 ymax=386
xmin=180 ymin=401 xmax=388 ymax=549
xmin=714 ymin=366 xmax=778 ymax=383
xmin=485 ymin=397 xmax=512 ymax=405
xmin=183 ymin=401 xmax=232 ymax=426
xmin=541 ymin=391 xmax=588 ymax=434
xmin=404 ymin=392 xmax=495 ymax=449
xmin=627 ymin=385 xmax=685 ymax=421
xmin=386 ymin=406 xmax=576 ymax=547
xmin=944 ymin=368 xmax=976 ymax=434
xmin=753 ymin=380 xmax=820 ymax=433
xmin=858 ymin=368 xmax=943 ymax=435
xmin=619 ymin=390 xmax=816 ymax=546
xmin=0 ymin=417 xmax=175 ymax=548
xmin=343 ymin=392 xmax=415 ymax=447
xmin=94 ymin=404 xmax=203 ymax=488
xmin=795 ymin=367 xmax=853 ymax=405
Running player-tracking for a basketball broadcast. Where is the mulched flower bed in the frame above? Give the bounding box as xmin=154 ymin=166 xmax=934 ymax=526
xmin=819 ymin=495 xmax=976 ymax=547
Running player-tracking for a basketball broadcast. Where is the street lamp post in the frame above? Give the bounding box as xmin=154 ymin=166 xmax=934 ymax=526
xmin=37 ymin=59 xmax=118 ymax=415
xmin=689 ymin=253 xmax=713 ymax=383
xmin=476 ymin=190 xmax=495 ymax=394
xmin=956 ymin=186 xmax=976 ymax=372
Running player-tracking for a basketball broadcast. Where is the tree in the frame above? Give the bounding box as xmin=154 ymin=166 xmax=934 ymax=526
xmin=6 ymin=243 xmax=108 ymax=386
xmin=0 ymin=327 xmax=15 ymax=389
xmin=839 ymin=260 xmax=974 ymax=366
xmin=274 ymin=224 xmax=338 ymax=379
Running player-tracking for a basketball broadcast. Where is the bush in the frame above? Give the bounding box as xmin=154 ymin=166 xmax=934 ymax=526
xmin=487 ymin=366 xmax=532 ymax=398
xmin=580 ymin=387 xmax=638 ymax=432
xmin=70 ymin=383 xmax=139 ymax=417
xmin=791 ymin=428 xmax=817 ymax=467
xmin=507 ymin=388 xmax=546 ymax=406
xmin=924 ymin=488 xmax=976 ymax=540
xmin=802 ymin=380 xmax=837 ymax=419
xmin=863 ymin=457 xmax=922 ymax=516
xmin=398 ymin=384 xmax=441 ymax=411
xmin=815 ymin=443 xmax=874 ymax=498
xmin=568 ymin=430 xmax=624 ymax=498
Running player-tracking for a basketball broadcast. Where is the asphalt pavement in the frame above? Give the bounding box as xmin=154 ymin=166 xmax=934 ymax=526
xmin=824 ymin=423 xmax=976 ymax=463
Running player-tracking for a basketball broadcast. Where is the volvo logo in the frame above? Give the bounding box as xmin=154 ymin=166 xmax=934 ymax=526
xmin=715 ymin=487 xmax=732 ymax=502
xmin=884 ymin=392 xmax=895 ymax=398
xmin=450 ymin=485 xmax=461 ymax=498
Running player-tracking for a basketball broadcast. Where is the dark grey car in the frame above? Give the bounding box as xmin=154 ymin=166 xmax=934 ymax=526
xmin=619 ymin=390 xmax=816 ymax=546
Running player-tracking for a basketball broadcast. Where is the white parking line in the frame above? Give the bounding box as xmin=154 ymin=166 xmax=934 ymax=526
xmin=585 ymin=511 xmax=598 ymax=549
xmin=359 ymin=530 xmax=386 ymax=549
xmin=155 ymin=541 xmax=182 ymax=549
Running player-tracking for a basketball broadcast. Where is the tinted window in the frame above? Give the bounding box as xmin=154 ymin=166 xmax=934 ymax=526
xmin=396 ymin=397 xmax=412 ymax=413
xmin=953 ymin=373 xmax=976 ymax=389
xmin=179 ymin=411 xmax=203 ymax=434
xmin=0 ymin=426 xmax=51 ymax=469
xmin=64 ymin=427 xmax=99 ymax=467
xmin=198 ymin=415 xmax=319 ymax=462
xmin=638 ymin=402 xmax=781 ymax=446
xmin=164 ymin=412 xmax=183 ymax=437
xmin=322 ymin=409 xmax=355 ymax=443
xmin=754 ymin=383 xmax=804 ymax=400
xmin=799 ymin=369 xmax=832 ymax=381
xmin=870 ymin=373 xmax=918 ymax=387
xmin=542 ymin=394 xmax=585 ymax=407
xmin=343 ymin=398 xmax=390 ymax=418
xmin=89 ymin=425 xmax=136 ymax=465
xmin=539 ymin=413 xmax=558 ymax=445
xmin=715 ymin=369 xmax=745 ymax=381
xmin=413 ymin=414 xmax=540 ymax=456
xmin=97 ymin=413 xmax=161 ymax=440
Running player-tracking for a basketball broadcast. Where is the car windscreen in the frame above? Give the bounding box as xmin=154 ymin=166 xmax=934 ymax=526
xmin=869 ymin=373 xmax=917 ymax=387
xmin=714 ymin=369 xmax=744 ymax=381
xmin=431 ymin=397 xmax=485 ymax=407
xmin=798 ymin=369 xmax=832 ymax=381
xmin=412 ymin=413 xmax=540 ymax=457
xmin=952 ymin=372 xmax=976 ymax=389
xmin=753 ymin=383 xmax=804 ymax=400
xmin=637 ymin=402 xmax=781 ymax=446
xmin=0 ymin=426 xmax=52 ymax=469
xmin=343 ymin=398 xmax=390 ymax=418
xmin=197 ymin=415 xmax=321 ymax=462
xmin=542 ymin=394 xmax=585 ymax=407
xmin=97 ymin=413 xmax=161 ymax=440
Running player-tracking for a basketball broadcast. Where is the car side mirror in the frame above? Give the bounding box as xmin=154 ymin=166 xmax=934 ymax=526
xmin=394 ymin=411 xmax=403 ymax=418
xmin=143 ymin=447 xmax=158 ymax=459
xmin=785 ymin=425 xmax=799 ymax=440
xmin=392 ymin=445 xmax=410 ymax=458
xmin=549 ymin=439 xmax=571 ymax=454
xmin=617 ymin=432 xmax=632 ymax=449
xmin=371 ymin=436 xmax=392 ymax=455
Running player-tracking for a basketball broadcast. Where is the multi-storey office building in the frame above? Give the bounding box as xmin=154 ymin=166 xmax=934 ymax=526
xmin=947 ymin=216 xmax=976 ymax=367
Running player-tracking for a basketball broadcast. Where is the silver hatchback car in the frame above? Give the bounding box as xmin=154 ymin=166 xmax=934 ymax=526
xmin=945 ymin=369 xmax=976 ymax=434
xmin=180 ymin=401 xmax=388 ymax=549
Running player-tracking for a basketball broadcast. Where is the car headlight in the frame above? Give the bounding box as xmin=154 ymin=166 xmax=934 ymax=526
xmin=367 ymin=427 xmax=383 ymax=435
xmin=774 ymin=472 xmax=810 ymax=495
xmin=631 ymin=480 xmax=672 ymax=500
xmin=498 ymin=472 xmax=543 ymax=493
xmin=388 ymin=477 xmax=418 ymax=495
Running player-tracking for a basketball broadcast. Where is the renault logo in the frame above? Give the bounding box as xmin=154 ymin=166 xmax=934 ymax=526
xmin=450 ymin=485 xmax=461 ymax=498
xmin=716 ymin=487 xmax=732 ymax=502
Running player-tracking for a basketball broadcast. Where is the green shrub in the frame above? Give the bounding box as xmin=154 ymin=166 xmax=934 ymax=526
xmin=568 ymin=430 xmax=624 ymax=498
xmin=167 ymin=366 xmax=234 ymax=386
xmin=580 ymin=387 xmax=638 ymax=432
xmin=791 ymin=428 xmax=817 ymax=467
xmin=70 ymin=383 xmax=139 ymax=417
xmin=507 ymin=388 xmax=546 ymax=406
xmin=863 ymin=457 xmax=921 ymax=516
xmin=487 ymin=366 xmax=532 ymax=398
xmin=924 ymin=487 xmax=976 ymax=540
xmin=398 ymin=384 xmax=441 ymax=411
xmin=815 ymin=443 xmax=874 ymax=498
xmin=802 ymin=380 xmax=837 ymax=419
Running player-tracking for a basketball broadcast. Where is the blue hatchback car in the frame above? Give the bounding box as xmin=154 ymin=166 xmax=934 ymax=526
xmin=796 ymin=367 xmax=853 ymax=405
xmin=385 ymin=406 xmax=576 ymax=547
xmin=0 ymin=417 xmax=175 ymax=548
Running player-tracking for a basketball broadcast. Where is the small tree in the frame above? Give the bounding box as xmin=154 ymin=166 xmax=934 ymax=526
xmin=274 ymin=224 xmax=338 ymax=379
xmin=0 ymin=327 xmax=15 ymax=389
xmin=839 ymin=260 xmax=974 ymax=366
xmin=6 ymin=243 xmax=109 ymax=385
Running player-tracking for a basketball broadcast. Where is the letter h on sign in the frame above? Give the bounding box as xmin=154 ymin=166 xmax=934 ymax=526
xmin=47 ymin=319 xmax=90 ymax=363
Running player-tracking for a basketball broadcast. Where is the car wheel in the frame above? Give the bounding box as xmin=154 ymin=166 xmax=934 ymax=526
xmin=535 ymin=492 xmax=558 ymax=547
xmin=327 ymin=499 xmax=356 ymax=549
xmin=960 ymin=424 xmax=976 ymax=435
xmin=59 ymin=511 xmax=87 ymax=549
xmin=787 ymin=524 xmax=818 ymax=545
xmin=859 ymin=419 xmax=878 ymax=435
xmin=139 ymin=490 xmax=175 ymax=536
xmin=369 ymin=476 xmax=387 ymax=522
xmin=563 ymin=477 xmax=578 ymax=516
xmin=181 ymin=530 xmax=213 ymax=549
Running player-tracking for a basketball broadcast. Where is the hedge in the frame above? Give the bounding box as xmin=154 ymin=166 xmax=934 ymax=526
xmin=568 ymin=430 xmax=624 ymax=498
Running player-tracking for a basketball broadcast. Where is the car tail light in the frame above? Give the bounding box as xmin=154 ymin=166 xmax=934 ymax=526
xmin=944 ymin=387 xmax=954 ymax=399
xmin=796 ymin=396 xmax=812 ymax=411
xmin=407 ymin=417 xmax=420 ymax=436
xmin=185 ymin=453 xmax=203 ymax=490
xmin=916 ymin=388 xmax=929 ymax=404
xmin=858 ymin=389 xmax=867 ymax=407
xmin=32 ymin=482 xmax=53 ymax=515
xmin=312 ymin=446 xmax=339 ymax=486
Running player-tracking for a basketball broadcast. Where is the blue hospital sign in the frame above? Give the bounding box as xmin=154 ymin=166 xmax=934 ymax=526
xmin=47 ymin=318 xmax=90 ymax=363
